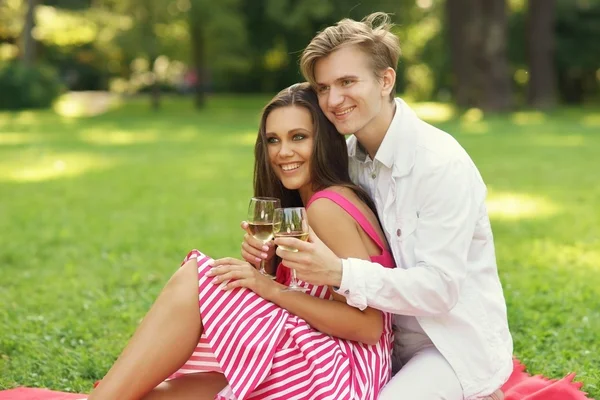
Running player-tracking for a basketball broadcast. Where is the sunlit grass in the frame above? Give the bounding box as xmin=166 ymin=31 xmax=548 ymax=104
xmin=511 ymin=111 xmax=547 ymax=125
xmin=0 ymin=96 xmax=599 ymax=397
xmin=582 ymin=112 xmax=600 ymax=127
xmin=53 ymin=92 xmax=121 ymax=118
xmin=486 ymin=191 xmax=560 ymax=220
xmin=0 ymin=152 xmax=116 ymax=182
xmin=411 ymin=102 xmax=456 ymax=123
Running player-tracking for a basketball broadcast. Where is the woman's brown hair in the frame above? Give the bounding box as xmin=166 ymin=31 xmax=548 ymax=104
xmin=253 ymin=82 xmax=378 ymax=216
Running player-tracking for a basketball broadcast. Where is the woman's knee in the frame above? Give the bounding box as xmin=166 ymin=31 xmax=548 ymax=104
xmin=161 ymin=258 xmax=200 ymax=307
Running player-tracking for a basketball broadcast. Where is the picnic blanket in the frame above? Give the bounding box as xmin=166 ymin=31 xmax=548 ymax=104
xmin=502 ymin=358 xmax=591 ymax=400
xmin=0 ymin=358 xmax=592 ymax=399
xmin=0 ymin=388 xmax=84 ymax=400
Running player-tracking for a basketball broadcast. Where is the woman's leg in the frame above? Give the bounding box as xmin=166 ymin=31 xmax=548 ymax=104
xmin=88 ymin=259 xmax=206 ymax=400
xmin=142 ymin=372 xmax=228 ymax=400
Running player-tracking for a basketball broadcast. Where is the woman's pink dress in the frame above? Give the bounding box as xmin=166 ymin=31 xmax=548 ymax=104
xmin=169 ymin=190 xmax=396 ymax=399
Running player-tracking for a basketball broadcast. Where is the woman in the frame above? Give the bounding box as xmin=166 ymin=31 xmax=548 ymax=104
xmin=88 ymin=83 xmax=395 ymax=400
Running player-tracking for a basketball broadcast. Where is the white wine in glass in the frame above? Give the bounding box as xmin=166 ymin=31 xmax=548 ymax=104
xmin=247 ymin=221 xmax=275 ymax=243
xmin=273 ymin=207 xmax=309 ymax=292
xmin=273 ymin=231 xmax=309 ymax=252
xmin=247 ymin=197 xmax=280 ymax=277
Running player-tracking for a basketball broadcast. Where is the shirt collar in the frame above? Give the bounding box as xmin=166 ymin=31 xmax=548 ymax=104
xmin=349 ymin=98 xmax=416 ymax=177
xmin=373 ymin=98 xmax=403 ymax=168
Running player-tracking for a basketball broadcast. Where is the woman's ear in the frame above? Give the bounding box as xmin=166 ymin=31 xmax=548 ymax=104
xmin=381 ymin=67 xmax=396 ymax=98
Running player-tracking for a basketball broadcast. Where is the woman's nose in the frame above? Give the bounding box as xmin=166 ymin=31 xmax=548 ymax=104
xmin=279 ymin=141 xmax=294 ymax=157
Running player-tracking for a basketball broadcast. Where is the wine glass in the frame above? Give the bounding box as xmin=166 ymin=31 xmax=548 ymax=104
xmin=273 ymin=207 xmax=309 ymax=292
xmin=247 ymin=197 xmax=280 ymax=277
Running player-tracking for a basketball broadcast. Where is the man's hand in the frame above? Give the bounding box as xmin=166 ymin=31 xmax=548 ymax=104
xmin=240 ymin=221 xmax=276 ymax=269
xmin=208 ymin=257 xmax=280 ymax=301
xmin=274 ymin=227 xmax=343 ymax=287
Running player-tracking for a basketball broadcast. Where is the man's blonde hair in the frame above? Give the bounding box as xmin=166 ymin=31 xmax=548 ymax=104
xmin=300 ymin=12 xmax=401 ymax=101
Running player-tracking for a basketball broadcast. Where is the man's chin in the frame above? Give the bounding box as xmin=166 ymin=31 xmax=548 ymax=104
xmin=332 ymin=122 xmax=356 ymax=136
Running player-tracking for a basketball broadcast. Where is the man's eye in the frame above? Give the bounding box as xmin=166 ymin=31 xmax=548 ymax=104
xmin=318 ymin=86 xmax=329 ymax=93
xmin=342 ymin=79 xmax=353 ymax=86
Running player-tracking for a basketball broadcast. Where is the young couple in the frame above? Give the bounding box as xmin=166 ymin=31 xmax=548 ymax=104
xmin=88 ymin=13 xmax=512 ymax=400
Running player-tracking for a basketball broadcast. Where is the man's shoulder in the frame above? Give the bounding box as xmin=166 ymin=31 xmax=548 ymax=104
xmin=391 ymin=98 xmax=471 ymax=169
xmin=412 ymin=118 xmax=472 ymax=169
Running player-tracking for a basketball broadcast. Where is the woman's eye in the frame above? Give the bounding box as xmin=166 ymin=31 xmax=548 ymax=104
xmin=266 ymin=137 xmax=278 ymax=144
xmin=293 ymin=134 xmax=306 ymax=141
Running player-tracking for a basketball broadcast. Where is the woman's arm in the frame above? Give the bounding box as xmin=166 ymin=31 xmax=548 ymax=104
xmin=266 ymin=198 xmax=384 ymax=345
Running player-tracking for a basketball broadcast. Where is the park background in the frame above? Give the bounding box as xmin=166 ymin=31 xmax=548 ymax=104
xmin=1 ymin=0 xmax=599 ymax=397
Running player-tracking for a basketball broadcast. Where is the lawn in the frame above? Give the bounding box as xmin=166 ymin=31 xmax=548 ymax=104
xmin=0 ymin=95 xmax=599 ymax=397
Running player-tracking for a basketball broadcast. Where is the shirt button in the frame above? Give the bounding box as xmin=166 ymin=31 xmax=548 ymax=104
xmin=371 ymin=173 xmax=376 ymax=179
xmin=396 ymin=228 xmax=401 ymax=237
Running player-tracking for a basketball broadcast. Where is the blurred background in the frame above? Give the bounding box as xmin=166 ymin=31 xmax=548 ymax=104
xmin=1 ymin=0 xmax=599 ymax=112
xmin=1 ymin=0 xmax=600 ymax=396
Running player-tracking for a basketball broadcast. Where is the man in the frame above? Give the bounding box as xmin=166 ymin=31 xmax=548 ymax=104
xmin=273 ymin=13 xmax=512 ymax=400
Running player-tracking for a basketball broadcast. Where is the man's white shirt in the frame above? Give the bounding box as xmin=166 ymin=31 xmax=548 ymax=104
xmin=336 ymin=98 xmax=513 ymax=399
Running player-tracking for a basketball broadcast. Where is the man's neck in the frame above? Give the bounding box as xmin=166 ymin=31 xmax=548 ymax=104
xmin=354 ymin=99 xmax=396 ymax=160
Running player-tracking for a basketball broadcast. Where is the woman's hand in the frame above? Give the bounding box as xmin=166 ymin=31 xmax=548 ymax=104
xmin=208 ymin=257 xmax=280 ymax=301
xmin=240 ymin=221 xmax=276 ymax=269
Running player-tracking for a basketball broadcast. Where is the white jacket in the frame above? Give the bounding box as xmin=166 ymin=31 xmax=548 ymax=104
xmin=336 ymin=98 xmax=513 ymax=399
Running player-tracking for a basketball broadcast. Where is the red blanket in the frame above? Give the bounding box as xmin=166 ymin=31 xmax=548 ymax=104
xmin=0 ymin=388 xmax=84 ymax=400
xmin=0 ymin=359 xmax=592 ymax=399
xmin=502 ymin=359 xmax=591 ymax=400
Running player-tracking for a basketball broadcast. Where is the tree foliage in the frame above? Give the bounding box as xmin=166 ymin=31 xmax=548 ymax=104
xmin=0 ymin=0 xmax=598 ymax=108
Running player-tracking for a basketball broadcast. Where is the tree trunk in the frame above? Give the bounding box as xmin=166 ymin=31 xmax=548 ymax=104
xmin=527 ymin=0 xmax=557 ymax=109
xmin=144 ymin=4 xmax=160 ymax=111
xmin=476 ymin=0 xmax=513 ymax=112
xmin=189 ymin=0 xmax=206 ymax=109
xmin=446 ymin=0 xmax=513 ymax=112
xmin=446 ymin=0 xmax=477 ymax=108
xmin=150 ymin=56 xmax=161 ymax=111
xmin=21 ymin=0 xmax=38 ymax=67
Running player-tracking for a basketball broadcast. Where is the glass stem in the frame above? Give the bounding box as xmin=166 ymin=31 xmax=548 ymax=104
xmin=260 ymin=259 xmax=266 ymax=273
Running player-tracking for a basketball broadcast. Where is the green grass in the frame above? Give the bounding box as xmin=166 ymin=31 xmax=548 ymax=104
xmin=1 ymin=96 xmax=599 ymax=397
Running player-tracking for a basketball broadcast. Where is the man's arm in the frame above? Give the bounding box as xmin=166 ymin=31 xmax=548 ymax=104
xmin=269 ymin=198 xmax=384 ymax=345
xmin=277 ymin=160 xmax=483 ymax=316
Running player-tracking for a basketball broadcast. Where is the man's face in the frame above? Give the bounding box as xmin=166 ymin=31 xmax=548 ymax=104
xmin=313 ymin=45 xmax=385 ymax=136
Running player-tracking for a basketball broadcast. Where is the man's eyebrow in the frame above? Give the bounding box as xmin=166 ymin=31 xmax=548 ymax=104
xmin=315 ymin=75 xmax=359 ymax=86
xmin=336 ymin=75 xmax=359 ymax=82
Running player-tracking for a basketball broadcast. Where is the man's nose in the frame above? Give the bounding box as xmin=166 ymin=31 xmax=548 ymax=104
xmin=328 ymin=87 xmax=344 ymax=109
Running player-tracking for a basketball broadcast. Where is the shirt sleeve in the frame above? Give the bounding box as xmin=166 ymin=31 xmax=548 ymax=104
xmin=336 ymin=159 xmax=484 ymax=316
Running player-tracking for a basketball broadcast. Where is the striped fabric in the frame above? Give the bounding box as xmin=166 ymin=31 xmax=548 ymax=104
xmin=169 ymin=192 xmax=394 ymax=399
xmin=168 ymin=250 xmax=393 ymax=400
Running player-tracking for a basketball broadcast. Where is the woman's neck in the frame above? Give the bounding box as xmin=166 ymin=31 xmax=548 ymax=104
xmin=298 ymin=184 xmax=316 ymax=207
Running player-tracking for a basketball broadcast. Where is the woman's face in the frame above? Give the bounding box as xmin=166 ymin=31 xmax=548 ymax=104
xmin=265 ymin=105 xmax=314 ymax=193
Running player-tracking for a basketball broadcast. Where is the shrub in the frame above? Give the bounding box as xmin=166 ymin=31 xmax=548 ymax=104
xmin=0 ymin=62 xmax=64 ymax=110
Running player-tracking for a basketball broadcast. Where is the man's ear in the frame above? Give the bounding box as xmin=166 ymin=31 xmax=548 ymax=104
xmin=381 ymin=67 xmax=396 ymax=98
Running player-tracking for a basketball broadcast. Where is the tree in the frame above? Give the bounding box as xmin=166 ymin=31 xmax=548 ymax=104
xmin=446 ymin=0 xmax=477 ymax=107
xmin=188 ymin=0 xmax=206 ymax=108
xmin=476 ymin=0 xmax=513 ymax=112
xmin=186 ymin=0 xmax=249 ymax=97
xmin=21 ymin=0 xmax=39 ymax=67
xmin=527 ymin=0 xmax=557 ymax=109
xmin=446 ymin=0 xmax=513 ymax=112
